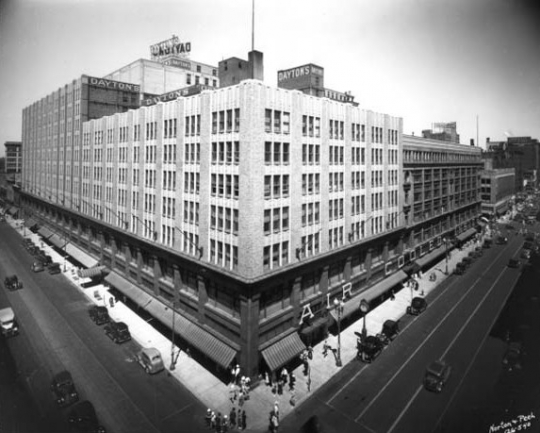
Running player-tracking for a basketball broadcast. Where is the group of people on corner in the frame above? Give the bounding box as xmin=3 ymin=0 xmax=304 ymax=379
xmin=205 ymin=407 xmax=247 ymax=432
xmin=263 ymin=366 xmax=297 ymax=397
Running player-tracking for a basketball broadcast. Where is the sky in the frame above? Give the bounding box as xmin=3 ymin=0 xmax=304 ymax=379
xmin=1 ymin=0 xmax=540 ymax=158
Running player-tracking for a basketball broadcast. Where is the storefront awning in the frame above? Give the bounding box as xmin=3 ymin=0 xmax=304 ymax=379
xmin=261 ymin=332 xmax=306 ymax=372
xmin=24 ymin=218 xmax=38 ymax=228
xmin=78 ymin=265 xmax=108 ymax=279
xmin=361 ymin=270 xmax=408 ymax=303
xmin=38 ymin=226 xmax=54 ymax=239
xmin=64 ymin=243 xmax=98 ymax=268
xmin=142 ymin=294 xmax=237 ymax=369
xmin=329 ymin=297 xmax=364 ymax=322
xmin=457 ymin=228 xmax=477 ymax=243
xmin=416 ymin=245 xmax=445 ymax=269
xmin=48 ymin=233 xmax=67 ymax=249
xmin=104 ymin=272 xmax=154 ymax=309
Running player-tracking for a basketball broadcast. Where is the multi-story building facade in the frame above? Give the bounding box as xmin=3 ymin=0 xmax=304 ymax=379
xmin=4 ymin=141 xmax=22 ymax=179
xmin=19 ymin=41 xmax=484 ymax=380
xmin=480 ymin=161 xmax=515 ymax=217
xmin=402 ymin=135 xmax=483 ymax=265
xmin=483 ymin=136 xmax=540 ymax=191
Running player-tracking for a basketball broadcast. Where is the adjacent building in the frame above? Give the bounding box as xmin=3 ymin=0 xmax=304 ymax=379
xmin=480 ymin=160 xmax=515 ymax=217
xmin=4 ymin=141 xmax=22 ymax=181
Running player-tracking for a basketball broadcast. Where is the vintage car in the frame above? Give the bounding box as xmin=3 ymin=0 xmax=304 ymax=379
xmin=357 ymin=335 xmax=384 ymax=363
xmin=67 ymin=401 xmax=106 ymax=433
xmin=377 ymin=319 xmax=400 ymax=345
xmin=51 ymin=371 xmax=79 ymax=407
xmin=89 ymin=306 xmax=110 ymax=326
xmin=136 ymin=347 xmax=165 ymax=374
xmin=424 ymin=360 xmax=451 ymax=393
xmin=4 ymin=275 xmax=23 ymax=291
xmin=407 ymin=297 xmax=428 ymax=316
xmin=104 ymin=321 xmax=131 ymax=344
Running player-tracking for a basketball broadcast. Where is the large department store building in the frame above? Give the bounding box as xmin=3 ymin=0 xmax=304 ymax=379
xmin=20 ymin=37 xmax=483 ymax=379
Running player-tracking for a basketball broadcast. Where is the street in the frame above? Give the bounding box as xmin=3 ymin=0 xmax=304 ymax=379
xmin=0 ymin=221 xmax=208 ymax=433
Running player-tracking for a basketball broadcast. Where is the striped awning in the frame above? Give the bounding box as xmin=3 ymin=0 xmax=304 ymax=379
xmin=457 ymin=228 xmax=477 ymax=243
xmin=78 ymin=265 xmax=108 ymax=279
xmin=261 ymin=332 xmax=306 ymax=372
xmin=38 ymin=226 xmax=54 ymax=239
xmin=64 ymin=243 xmax=98 ymax=268
xmin=24 ymin=218 xmax=38 ymax=228
xmin=416 ymin=245 xmax=445 ymax=269
xmin=105 ymin=271 xmax=238 ymax=369
xmin=361 ymin=270 xmax=408 ymax=304
xmin=48 ymin=234 xmax=67 ymax=249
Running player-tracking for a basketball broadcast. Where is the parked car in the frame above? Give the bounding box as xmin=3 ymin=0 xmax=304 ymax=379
xmin=104 ymin=321 xmax=131 ymax=344
xmin=407 ymin=297 xmax=428 ymax=316
xmin=462 ymin=256 xmax=473 ymax=266
xmin=51 ymin=371 xmax=79 ymax=407
xmin=483 ymin=239 xmax=493 ymax=249
xmin=502 ymin=342 xmax=523 ymax=371
xmin=28 ymin=245 xmax=41 ymax=255
xmin=38 ymin=253 xmax=53 ymax=266
xmin=377 ymin=319 xmax=399 ymax=345
xmin=424 ymin=360 xmax=452 ymax=393
xmin=67 ymin=401 xmax=106 ymax=433
xmin=358 ymin=335 xmax=384 ymax=363
xmin=48 ymin=263 xmax=62 ymax=275
xmin=136 ymin=347 xmax=164 ymax=374
xmin=88 ymin=306 xmax=110 ymax=326
xmin=496 ymin=236 xmax=508 ymax=245
xmin=454 ymin=262 xmax=466 ymax=275
xmin=4 ymin=275 xmax=23 ymax=291
xmin=507 ymin=258 xmax=520 ymax=268
xmin=31 ymin=261 xmax=45 ymax=273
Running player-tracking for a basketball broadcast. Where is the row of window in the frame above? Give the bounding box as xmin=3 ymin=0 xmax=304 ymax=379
xmin=329 ymin=172 xmax=344 ymax=192
xmin=211 ymin=141 xmax=240 ymax=165
xmin=163 ymin=170 xmax=176 ymax=191
xmin=264 ymin=142 xmax=290 ymax=165
xmin=183 ymin=200 xmax=199 ymax=225
xmin=143 ymin=193 xmax=157 ymax=214
xmin=212 ymin=109 xmax=240 ymax=134
xmin=265 ymin=110 xmax=291 ymax=134
xmin=185 ymin=142 xmax=200 ymax=165
xmin=263 ymin=207 xmax=290 ymax=234
xmin=302 ymin=202 xmax=320 ymax=227
xmin=263 ymin=241 xmax=290 ymax=270
xmin=184 ymin=172 xmax=200 ymax=195
xmin=184 ymin=115 xmax=200 ymax=137
xmin=209 ymin=240 xmax=238 ymax=271
xmin=329 ymin=120 xmax=344 ymax=140
xmin=163 ymin=119 xmax=178 ymax=139
xmin=264 ymin=175 xmax=290 ymax=199
xmin=210 ymin=206 xmax=239 ymax=234
xmin=211 ymin=174 xmax=239 ymax=199
xmin=146 ymin=121 xmax=158 ymax=141
xmin=302 ymin=144 xmax=321 ymax=165
xmin=162 ymin=197 xmax=176 ymax=219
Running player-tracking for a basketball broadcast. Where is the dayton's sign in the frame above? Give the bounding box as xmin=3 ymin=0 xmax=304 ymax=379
xmin=278 ymin=64 xmax=324 ymax=82
xmin=142 ymin=84 xmax=210 ymax=106
xmin=150 ymin=35 xmax=191 ymax=60
xmin=84 ymin=76 xmax=140 ymax=93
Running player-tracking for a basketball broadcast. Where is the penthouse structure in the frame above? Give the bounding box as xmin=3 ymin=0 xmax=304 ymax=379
xmin=19 ymin=39 xmax=483 ymax=379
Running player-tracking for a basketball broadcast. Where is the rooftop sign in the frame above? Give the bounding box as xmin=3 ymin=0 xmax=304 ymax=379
xmin=82 ymin=75 xmax=140 ymax=93
xmin=150 ymin=35 xmax=191 ymax=61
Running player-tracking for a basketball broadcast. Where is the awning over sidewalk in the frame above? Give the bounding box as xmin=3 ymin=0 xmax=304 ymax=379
xmin=65 ymin=243 xmax=98 ymax=268
xmin=38 ymin=226 xmax=54 ymax=239
xmin=48 ymin=233 xmax=67 ymax=249
xmin=261 ymin=332 xmax=306 ymax=372
xmin=143 ymin=296 xmax=237 ymax=369
xmin=24 ymin=218 xmax=38 ymax=228
xmin=416 ymin=245 xmax=445 ymax=269
xmin=329 ymin=298 xmax=362 ymax=322
xmin=361 ymin=270 xmax=408 ymax=303
xmin=78 ymin=265 xmax=108 ymax=279
xmin=456 ymin=228 xmax=477 ymax=243
xmin=104 ymin=272 xmax=154 ymax=309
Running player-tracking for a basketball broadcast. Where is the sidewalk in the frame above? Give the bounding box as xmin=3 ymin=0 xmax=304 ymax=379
xmin=8 ymin=216 xmax=481 ymax=432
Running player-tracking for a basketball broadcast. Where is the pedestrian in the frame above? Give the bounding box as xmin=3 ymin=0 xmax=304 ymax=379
xmin=205 ymin=408 xmax=212 ymax=427
xmin=277 ymin=378 xmax=283 ymax=395
xmin=307 ymin=345 xmax=313 ymax=360
xmin=281 ymin=367 xmax=288 ymax=384
xmin=241 ymin=410 xmax=247 ymax=430
xmin=271 ymin=413 xmax=279 ymax=432
xmin=264 ymin=371 xmax=270 ymax=386
xmin=302 ymin=355 xmax=309 ymax=376
xmin=230 ymin=383 xmax=238 ymax=403
xmin=238 ymin=390 xmax=245 ymax=407
xmin=109 ymin=296 xmax=115 ymax=308
xmin=290 ymin=391 xmax=296 ymax=406
xmin=215 ymin=412 xmax=222 ymax=433
xmin=211 ymin=411 xmax=216 ymax=430
xmin=229 ymin=407 xmax=236 ymax=429
xmin=234 ymin=364 xmax=241 ymax=384
xmin=230 ymin=364 xmax=236 ymax=384
xmin=273 ymin=401 xmax=280 ymax=419
xmin=289 ymin=372 xmax=296 ymax=391
xmin=222 ymin=414 xmax=229 ymax=432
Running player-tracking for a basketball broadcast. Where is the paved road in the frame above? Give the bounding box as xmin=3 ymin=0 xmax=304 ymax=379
xmin=281 ymin=229 xmax=526 ymax=433
xmin=0 ymin=221 xmax=208 ymax=433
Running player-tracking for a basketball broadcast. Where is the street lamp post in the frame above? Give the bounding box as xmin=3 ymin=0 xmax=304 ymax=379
xmin=359 ymin=299 xmax=369 ymax=343
xmin=333 ymin=298 xmax=344 ymax=367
